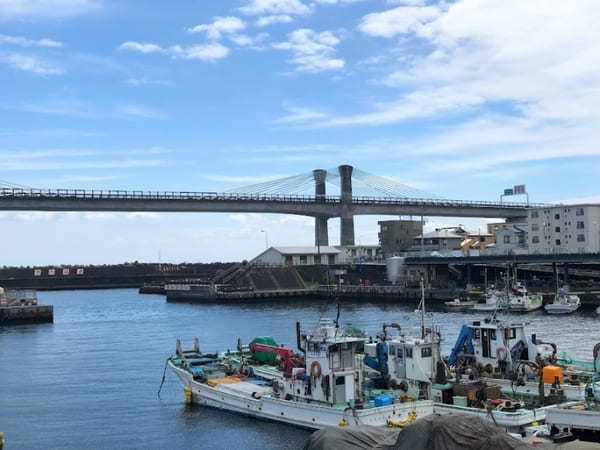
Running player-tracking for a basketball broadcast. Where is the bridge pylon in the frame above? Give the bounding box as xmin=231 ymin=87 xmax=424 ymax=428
xmin=313 ymin=169 xmax=329 ymax=247
xmin=339 ymin=165 xmax=355 ymax=246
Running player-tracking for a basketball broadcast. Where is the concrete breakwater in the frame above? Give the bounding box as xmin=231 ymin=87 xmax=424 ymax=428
xmin=0 ymin=305 xmax=53 ymax=325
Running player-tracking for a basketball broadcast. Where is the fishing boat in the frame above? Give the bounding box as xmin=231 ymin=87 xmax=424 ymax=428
xmin=544 ymin=288 xmax=581 ymax=314
xmin=472 ymin=289 xmax=505 ymax=312
xmin=360 ymin=279 xmax=568 ymax=432
xmin=167 ymin=319 xmax=434 ymax=430
xmin=444 ymin=296 xmax=475 ymax=311
xmin=448 ymin=318 xmax=592 ymax=402
xmin=508 ymin=282 xmax=543 ymax=312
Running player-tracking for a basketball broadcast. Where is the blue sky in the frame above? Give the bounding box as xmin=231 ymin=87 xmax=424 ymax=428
xmin=1 ymin=0 xmax=599 ymax=265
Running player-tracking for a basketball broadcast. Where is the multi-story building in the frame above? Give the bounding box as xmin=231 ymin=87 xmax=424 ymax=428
xmin=528 ymin=204 xmax=600 ymax=254
xmin=494 ymin=224 xmax=528 ymax=255
xmin=378 ymin=219 xmax=423 ymax=257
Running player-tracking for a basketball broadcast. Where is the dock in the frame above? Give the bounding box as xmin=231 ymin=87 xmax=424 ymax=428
xmin=0 ymin=305 xmax=53 ymax=325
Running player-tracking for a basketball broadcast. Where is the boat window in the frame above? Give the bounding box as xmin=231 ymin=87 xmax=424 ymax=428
xmin=421 ymin=347 xmax=432 ymax=358
xmin=336 ymin=377 xmax=345 ymax=386
xmin=341 ymin=349 xmax=353 ymax=368
xmin=397 ymin=347 xmax=403 ymax=359
xmin=332 ymin=349 xmax=341 ymax=368
xmin=473 ymin=329 xmax=480 ymax=339
xmin=504 ymin=328 xmax=516 ymax=340
xmin=406 ymin=348 xmax=413 ymax=358
xmin=490 ymin=330 xmax=496 ymax=341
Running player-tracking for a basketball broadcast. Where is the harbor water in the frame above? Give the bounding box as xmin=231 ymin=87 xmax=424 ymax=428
xmin=1 ymin=289 xmax=599 ymax=449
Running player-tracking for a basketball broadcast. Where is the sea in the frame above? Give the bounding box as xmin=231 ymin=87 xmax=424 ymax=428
xmin=1 ymin=288 xmax=599 ymax=449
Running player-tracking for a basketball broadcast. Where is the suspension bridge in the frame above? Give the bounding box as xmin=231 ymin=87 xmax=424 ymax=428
xmin=0 ymin=165 xmax=536 ymax=246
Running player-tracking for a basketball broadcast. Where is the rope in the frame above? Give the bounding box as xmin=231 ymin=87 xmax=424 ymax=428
xmin=157 ymin=357 xmax=170 ymax=399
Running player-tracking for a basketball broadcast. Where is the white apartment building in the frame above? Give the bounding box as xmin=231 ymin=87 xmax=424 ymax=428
xmin=528 ymin=204 xmax=600 ymax=254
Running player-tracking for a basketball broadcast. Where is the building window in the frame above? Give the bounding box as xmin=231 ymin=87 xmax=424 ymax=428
xmin=518 ymin=236 xmax=525 ymax=245
xmin=503 ymin=235 xmax=511 ymax=244
xmin=576 ymin=208 xmax=584 ymax=216
xmin=577 ymin=221 xmax=585 ymax=229
xmin=285 ymin=256 xmax=293 ymax=265
xmin=314 ymin=255 xmax=321 ymax=264
xmin=299 ymin=255 xmax=307 ymax=264
xmin=556 ymin=239 xmax=561 ymax=245
xmin=555 ymin=213 xmax=560 ymax=220
xmin=577 ymin=234 xmax=585 ymax=242
xmin=531 ymin=223 xmax=539 ymax=231
xmin=531 ymin=211 xmax=539 ymax=218
xmin=328 ymin=255 xmax=335 ymax=264
xmin=532 ymin=236 xmax=540 ymax=244
xmin=555 ymin=226 xmax=560 ymax=232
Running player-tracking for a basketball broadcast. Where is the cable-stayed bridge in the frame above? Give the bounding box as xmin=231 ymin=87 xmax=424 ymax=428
xmin=0 ymin=165 xmax=536 ymax=246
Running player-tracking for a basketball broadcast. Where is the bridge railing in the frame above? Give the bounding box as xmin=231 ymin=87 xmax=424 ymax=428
xmin=0 ymin=187 xmax=543 ymax=209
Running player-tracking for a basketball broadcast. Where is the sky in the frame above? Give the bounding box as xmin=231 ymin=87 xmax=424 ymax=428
xmin=1 ymin=0 xmax=600 ymax=266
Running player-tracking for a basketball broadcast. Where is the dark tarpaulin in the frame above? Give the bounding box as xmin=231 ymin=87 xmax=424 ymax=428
xmin=303 ymin=415 xmax=535 ymax=450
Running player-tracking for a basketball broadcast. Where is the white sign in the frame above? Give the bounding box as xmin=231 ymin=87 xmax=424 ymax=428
xmin=48 ymin=269 xmax=55 ymax=276
xmin=76 ymin=268 xmax=84 ymax=275
xmin=62 ymin=268 xmax=70 ymax=275
xmin=34 ymin=269 xmax=42 ymax=276
xmin=514 ymin=184 xmax=526 ymax=195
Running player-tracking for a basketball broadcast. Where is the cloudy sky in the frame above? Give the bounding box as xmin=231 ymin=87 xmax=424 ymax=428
xmin=1 ymin=0 xmax=599 ymax=265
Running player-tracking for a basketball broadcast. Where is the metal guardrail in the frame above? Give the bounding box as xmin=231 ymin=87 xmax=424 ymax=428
xmin=0 ymin=187 xmax=541 ymax=209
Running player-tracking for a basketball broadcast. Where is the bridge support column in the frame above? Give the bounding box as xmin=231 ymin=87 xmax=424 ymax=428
xmin=313 ymin=169 xmax=329 ymax=246
xmin=315 ymin=215 xmax=329 ymax=247
xmin=339 ymin=165 xmax=355 ymax=246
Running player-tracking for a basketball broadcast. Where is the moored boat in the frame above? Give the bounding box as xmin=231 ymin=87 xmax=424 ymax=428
xmin=167 ymin=319 xmax=434 ymax=430
xmin=544 ymin=288 xmax=581 ymax=314
xmin=508 ymin=282 xmax=543 ymax=312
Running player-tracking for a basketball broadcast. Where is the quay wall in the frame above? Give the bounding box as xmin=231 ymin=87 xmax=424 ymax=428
xmin=0 ymin=305 xmax=53 ymax=325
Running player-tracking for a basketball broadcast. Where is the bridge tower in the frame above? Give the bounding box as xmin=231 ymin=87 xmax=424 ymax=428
xmin=312 ymin=169 xmax=329 ymax=247
xmin=339 ymin=164 xmax=355 ymax=246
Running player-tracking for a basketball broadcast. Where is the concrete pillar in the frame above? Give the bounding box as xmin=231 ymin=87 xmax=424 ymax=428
xmin=339 ymin=165 xmax=355 ymax=246
xmin=315 ymin=216 xmax=329 ymax=247
xmin=313 ymin=169 xmax=329 ymax=246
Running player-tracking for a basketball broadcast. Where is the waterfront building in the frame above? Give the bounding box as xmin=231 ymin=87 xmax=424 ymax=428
xmin=252 ymin=246 xmax=341 ymax=266
xmin=494 ymin=224 xmax=528 ymax=255
xmin=251 ymin=245 xmax=383 ymax=266
xmin=378 ymin=219 xmax=423 ymax=257
xmin=411 ymin=227 xmax=464 ymax=254
xmin=528 ymin=204 xmax=600 ymax=254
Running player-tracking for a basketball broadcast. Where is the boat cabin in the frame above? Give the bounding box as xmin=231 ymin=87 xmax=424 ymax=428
xmin=280 ymin=318 xmax=366 ymax=407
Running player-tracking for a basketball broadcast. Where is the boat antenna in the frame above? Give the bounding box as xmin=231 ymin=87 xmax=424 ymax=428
xmin=420 ymin=275 xmax=426 ymax=339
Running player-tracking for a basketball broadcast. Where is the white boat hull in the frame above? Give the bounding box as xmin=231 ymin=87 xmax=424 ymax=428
xmin=169 ymin=361 xmax=434 ymax=430
xmin=544 ymin=304 xmax=580 ymax=314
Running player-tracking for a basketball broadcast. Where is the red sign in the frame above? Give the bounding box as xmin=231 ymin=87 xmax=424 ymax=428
xmin=34 ymin=269 xmax=42 ymax=276
xmin=48 ymin=269 xmax=55 ymax=276
xmin=62 ymin=268 xmax=70 ymax=275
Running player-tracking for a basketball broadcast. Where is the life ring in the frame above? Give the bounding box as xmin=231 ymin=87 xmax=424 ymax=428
xmin=497 ymin=347 xmax=508 ymax=361
xmin=310 ymin=361 xmax=322 ymax=378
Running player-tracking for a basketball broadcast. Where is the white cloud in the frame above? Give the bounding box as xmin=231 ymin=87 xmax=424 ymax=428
xmin=125 ymin=78 xmax=170 ymax=87
xmin=0 ymin=53 xmax=63 ymax=75
xmin=273 ymin=106 xmax=328 ymax=123
xmin=119 ymin=41 xmax=229 ymax=61
xmin=0 ymin=34 xmax=62 ymax=47
xmin=273 ymin=28 xmax=344 ymax=73
xmin=359 ymin=5 xmax=441 ymax=38
xmin=274 ymin=0 xmax=600 ymax=175
xmin=0 ymin=0 xmax=99 ymax=20
xmin=256 ymin=14 xmax=293 ymax=27
xmin=169 ymin=43 xmax=229 ymax=61
xmin=239 ymin=0 xmax=310 ymax=16
xmin=119 ymin=41 xmax=164 ymax=54
xmin=187 ymin=16 xmax=245 ymax=40
xmin=228 ymin=32 xmax=268 ymax=47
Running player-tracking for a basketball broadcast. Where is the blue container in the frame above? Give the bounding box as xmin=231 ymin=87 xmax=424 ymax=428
xmin=374 ymin=394 xmax=393 ymax=407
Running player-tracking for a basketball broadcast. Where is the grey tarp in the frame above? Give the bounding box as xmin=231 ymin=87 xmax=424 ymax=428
xmin=303 ymin=415 xmax=535 ymax=450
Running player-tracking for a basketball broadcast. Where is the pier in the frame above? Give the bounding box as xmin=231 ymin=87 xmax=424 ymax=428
xmin=0 ymin=305 xmax=53 ymax=325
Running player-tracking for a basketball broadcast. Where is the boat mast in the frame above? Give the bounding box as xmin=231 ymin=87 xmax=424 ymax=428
xmin=420 ymin=275 xmax=425 ymax=339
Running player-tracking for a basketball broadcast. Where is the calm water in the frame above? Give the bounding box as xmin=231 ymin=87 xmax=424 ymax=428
xmin=1 ymin=289 xmax=599 ymax=449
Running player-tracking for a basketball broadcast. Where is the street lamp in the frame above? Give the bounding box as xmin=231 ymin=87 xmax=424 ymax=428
xmin=260 ymin=229 xmax=269 ymax=249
